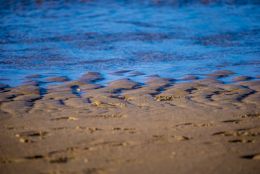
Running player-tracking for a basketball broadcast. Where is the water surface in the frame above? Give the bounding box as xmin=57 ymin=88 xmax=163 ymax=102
xmin=0 ymin=0 xmax=260 ymax=86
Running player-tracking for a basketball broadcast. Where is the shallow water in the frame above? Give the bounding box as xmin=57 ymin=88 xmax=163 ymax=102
xmin=0 ymin=0 xmax=260 ymax=86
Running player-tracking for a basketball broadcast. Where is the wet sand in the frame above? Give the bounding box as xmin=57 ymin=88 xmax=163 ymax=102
xmin=0 ymin=70 xmax=260 ymax=174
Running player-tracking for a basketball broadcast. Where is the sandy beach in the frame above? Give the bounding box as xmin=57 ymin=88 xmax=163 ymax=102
xmin=1 ymin=0 xmax=260 ymax=173
xmin=0 ymin=70 xmax=259 ymax=174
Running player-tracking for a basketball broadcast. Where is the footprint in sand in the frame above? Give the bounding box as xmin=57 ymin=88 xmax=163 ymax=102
xmin=72 ymin=127 xmax=103 ymax=133
xmin=0 ymin=155 xmax=44 ymax=164
xmin=172 ymin=135 xmax=191 ymax=141
xmin=24 ymin=155 xmax=44 ymax=160
xmin=241 ymin=113 xmax=260 ymax=118
xmin=112 ymin=127 xmax=136 ymax=134
xmin=15 ymin=130 xmax=48 ymax=143
xmin=175 ymin=122 xmax=214 ymax=128
xmin=93 ymin=114 xmax=126 ymax=119
xmin=90 ymin=140 xmax=131 ymax=148
xmin=151 ymin=135 xmax=191 ymax=143
xmin=24 ymin=154 xmax=72 ymax=164
xmin=50 ymin=116 xmax=78 ymax=121
xmin=47 ymin=156 xmax=71 ymax=164
xmin=51 ymin=127 xmax=69 ymax=130
xmin=175 ymin=123 xmax=193 ymax=127
xmin=74 ymin=126 xmax=103 ymax=133
xmin=46 ymin=147 xmax=80 ymax=164
xmin=213 ymin=127 xmax=260 ymax=137
xmin=16 ymin=130 xmax=48 ymax=137
xmin=221 ymin=119 xmax=241 ymax=124
xmin=228 ymin=139 xmax=255 ymax=143
xmin=241 ymin=153 xmax=260 ymax=160
xmin=17 ymin=147 xmax=77 ymax=164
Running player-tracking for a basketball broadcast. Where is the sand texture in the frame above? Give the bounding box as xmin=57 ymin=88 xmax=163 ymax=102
xmin=0 ymin=72 xmax=260 ymax=174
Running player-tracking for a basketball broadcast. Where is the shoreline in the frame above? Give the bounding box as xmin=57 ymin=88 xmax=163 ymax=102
xmin=0 ymin=70 xmax=260 ymax=174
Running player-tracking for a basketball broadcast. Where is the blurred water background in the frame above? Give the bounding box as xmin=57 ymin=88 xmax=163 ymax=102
xmin=0 ymin=0 xmax=259 ymax=86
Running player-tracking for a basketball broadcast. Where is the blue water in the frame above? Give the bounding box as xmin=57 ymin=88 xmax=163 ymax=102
xmin=0 ymin=0 xmax=260 ymax=86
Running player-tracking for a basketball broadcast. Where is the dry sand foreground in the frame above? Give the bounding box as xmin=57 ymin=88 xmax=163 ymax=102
xmin=0 ymin=70 xmax=260 ymax=174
